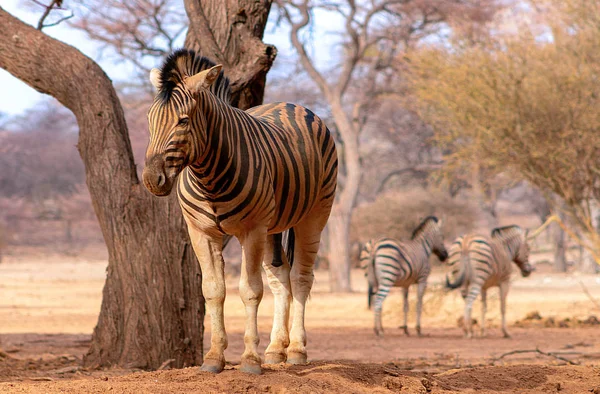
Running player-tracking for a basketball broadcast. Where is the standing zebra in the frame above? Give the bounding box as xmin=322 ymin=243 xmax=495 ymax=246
xmin=360 ymin=217 xmax=448 ymax=336
xmin=142 ymin=50 xmax=337 ymax=374
xmin=445 ymin=225 xmax=534 ymax=338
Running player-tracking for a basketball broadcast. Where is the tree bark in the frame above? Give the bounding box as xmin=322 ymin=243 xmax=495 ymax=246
xmin=0 ymin=0 xmax=275 ymax=369
xmin=326 ymin=99 xmax=361 ymax=292
xmin=553 ymin=222 xmax=567 ymax=272
xmin=327 ymin=207 xmax=352 ymax=291
xmin=184 ymin=0 xmax=277 ymax=110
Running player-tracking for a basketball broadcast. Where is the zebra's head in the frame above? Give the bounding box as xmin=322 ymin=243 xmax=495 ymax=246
xmin=359 ymin=240 xmax=374 ymax=270
xmin=492 ymin=226 xmax=534 ymax=277
xmin=515 ymin=230 xmax=534 ymax=277
xmin=142 ymin=50 xmax=225 ymax=196
xmin=412 ymin=216 xmax=448 ymax=261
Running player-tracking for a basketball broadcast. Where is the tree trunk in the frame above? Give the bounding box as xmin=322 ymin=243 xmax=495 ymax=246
xmin=553 ymin=223 xmax=567 ymax=273
xmin=326 ymin=99 xmax=361 ymax=292
xmin=327 ymin=207 xmax=352 ymax=292
xmin=0 ymin=0 xmax=275 ymax=369
xmin=183 ymin=0 xmax=277 ymax=110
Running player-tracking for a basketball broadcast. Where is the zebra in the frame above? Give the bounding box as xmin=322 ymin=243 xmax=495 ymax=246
xmin=445 ymin=225 xmax=534 ymax=338
xmin=142 ymin=49 xmax=337 ymax=374
xmin=360 ymin=216 xmax=448 ymax=336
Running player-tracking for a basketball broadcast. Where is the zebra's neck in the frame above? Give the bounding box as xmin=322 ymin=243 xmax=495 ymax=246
xmin=187 ymin=91 xmax=241 ymax=194
xmin=497 ymin=235 xmax=520 ymax=261
xmin=411 ymin=230 xmax=433 ymax=258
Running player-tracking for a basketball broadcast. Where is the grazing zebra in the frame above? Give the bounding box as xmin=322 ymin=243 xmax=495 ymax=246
xmin=445 ymin=225 xmax=534 ymax=338
xmin=360 ymin=217 xmax=448 ymax=336
xmin=142 ymin=49 xmax=337 ymax=374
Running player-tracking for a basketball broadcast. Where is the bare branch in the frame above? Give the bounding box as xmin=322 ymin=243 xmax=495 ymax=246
xmin=491 ymin=348 xmax=580 ymax=365
xmin=276 ymin=0 xmax=332 ymax=98
xmin=35 ymin=0 xmax=71 ymax=30
xmin=578 ymin=281 xmax=600 ymax=311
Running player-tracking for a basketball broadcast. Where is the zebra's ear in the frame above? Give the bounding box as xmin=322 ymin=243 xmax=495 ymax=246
xmin=185 ymin=64 xmax=223 ymax=93
xmin=149 ymin=68 xmax=162 ymax=90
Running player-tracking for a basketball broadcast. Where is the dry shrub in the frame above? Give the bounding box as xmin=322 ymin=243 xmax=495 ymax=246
xmin=351 ymin=189 xmax=478 ymax=249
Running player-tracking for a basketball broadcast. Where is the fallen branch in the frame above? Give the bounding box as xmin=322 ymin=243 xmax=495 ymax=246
xmin=157 ymin=358 xmax=175 ymax=371
xmin=491 ymin=348 xmax=580 ymax=365
xmin=579 ymin=281 xmax=600 ymax=311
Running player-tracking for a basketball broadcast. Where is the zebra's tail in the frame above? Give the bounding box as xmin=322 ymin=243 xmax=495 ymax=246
xmin=285 ymin=228 xmax=296 ymax=267
xmin=445 ymin=252 xmax=467 ymax=290
xmin=366 ymin=245 xmax=378 ymax=310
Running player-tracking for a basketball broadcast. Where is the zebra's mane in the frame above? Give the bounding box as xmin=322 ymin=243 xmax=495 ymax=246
xmin=157 ymin=49 xmax=231 ymax=104
xmin=411 ymin=216 xmax=439 ymax=240
xmin=491 ymin=225 xmax=523 ymax=239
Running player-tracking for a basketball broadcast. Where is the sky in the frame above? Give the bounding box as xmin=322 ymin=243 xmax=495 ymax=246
xmin=0 ymin=1 xmax=341 ymax=117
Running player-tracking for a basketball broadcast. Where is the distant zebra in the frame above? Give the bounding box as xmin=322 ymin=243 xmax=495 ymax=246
xmin=361 ymin=217 xmax=448 ymax=336
xmin=446 ymin=225 xmax=534 ymax=338
xmin=142 ymin=49 xmax=337 ymax=374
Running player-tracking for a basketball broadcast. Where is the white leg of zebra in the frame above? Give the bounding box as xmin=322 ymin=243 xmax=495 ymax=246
xmin=401 ymin=287 xmax=409 ymax=336
xmin=287 ymin=213 xmax=327 ymax=364
xmin=480 ymin=289 xmax=487 ymax=337
xmin=238 ymin=228 xmax=267 ymax=374
xmin=262 ymin=236 xmax=292 ymax=364
xmin=188 ymin=228 xmax=228 ymax=373
xmin=463 ymin=284 xmax=482 ymax=339
xmin=373 ymin=286 xmax=389 ymax=336
xmin=499 ymin=281 xmax=511 ymax=338
xmin=416 ymin=280 xmax=427 ymax=337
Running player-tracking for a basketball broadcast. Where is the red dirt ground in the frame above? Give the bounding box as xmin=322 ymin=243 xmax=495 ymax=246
xmin=1 ymin=256 xmax=600 ymax=393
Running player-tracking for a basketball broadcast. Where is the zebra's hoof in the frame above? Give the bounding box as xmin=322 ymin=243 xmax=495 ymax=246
xmin=200 ymin=359 xmax=225 ymax=374
xmin=240 ymin=362 xmax=262 ymax=375
xmin=265 ymin=352 xmax=286 ymax=364
xmin=287 ymin=352 xmax=307 ymax=365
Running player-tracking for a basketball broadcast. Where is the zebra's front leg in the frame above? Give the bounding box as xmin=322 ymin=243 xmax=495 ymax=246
xmin=463 ymin=285 xmax=481 ymax=339
xmin=480 ymin=288 xmax=487 ymax=337
xmin=399 ymin=287 xmax=409 ymax=336
xmin=262 ymin=235 xmax=291 ymax=364
xmin=415 ymin=280 xmax=427 ymax=337
xmin=499 ymin=281 xmax=511 ymax=338
xmin=238 ymin=228 xmax=267 ymax=374
xmin=188 ymin=228 xmax=227 ymax=374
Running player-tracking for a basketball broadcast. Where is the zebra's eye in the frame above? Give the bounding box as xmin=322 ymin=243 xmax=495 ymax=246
xmin=177 ymin=117 xmax=189 ymax=126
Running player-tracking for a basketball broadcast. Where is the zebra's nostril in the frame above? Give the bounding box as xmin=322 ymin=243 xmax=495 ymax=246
xmin=157 ymin=173 xmax=166 ymax=187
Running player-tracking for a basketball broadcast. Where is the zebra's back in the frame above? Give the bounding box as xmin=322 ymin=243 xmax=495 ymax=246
xmin=372 ymin=237 xmax=431 ymax=289
xmin=447 ymin=234 xmax=513 ymax=290
xmin=178 ymin=101 xmax=337 ymax=237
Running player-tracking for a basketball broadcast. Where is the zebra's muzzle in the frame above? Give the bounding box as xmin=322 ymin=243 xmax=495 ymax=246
xmin=143 ymin=155 xmax=175 ymax=196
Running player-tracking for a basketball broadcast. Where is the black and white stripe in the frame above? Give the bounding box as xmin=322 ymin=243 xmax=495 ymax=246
xmin=142 ymin=49 xmax=337 ymax=373
xmin=445 ymin=225 xmax=534 ymax=338
xmin=361 ymin=217 xmax=448 ymax=336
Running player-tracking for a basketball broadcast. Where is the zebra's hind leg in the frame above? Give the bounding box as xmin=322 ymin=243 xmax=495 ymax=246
xmin=287 ymin=216 xmax=327 ymax=364
xmin=399 ymin=287 xmax=409 ymax=336
xmin=480 ymin=288 xmax=487 ymax=337
xmin=499 ymin=281 xmax=511 ymax=338
xmin=373 ymin=285 xmax=390 ymax=336
xmin=263 ymin=235 xmax=292 ymax=364
xmin=463 ymin=284 xmax=481 ymax=339
xmin=415 ymin=280 xmax=427 ymax=337
xmin=238 ymin=228 xmax=268 ymax=374
xmin=188 ymin=228 xmax=227 ymax=374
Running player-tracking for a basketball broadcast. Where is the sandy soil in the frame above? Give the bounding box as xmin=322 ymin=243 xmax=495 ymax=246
xmin=0 ymin=255 xmax=600 ymax=393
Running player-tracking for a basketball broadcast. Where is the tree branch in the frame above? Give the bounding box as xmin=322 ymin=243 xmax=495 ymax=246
xmin=35 ymin=0 xmax=70 ymax=30
xmin=276 ymin=0 xmax=332 ymax=98
xmin=491 ymin=348 xmax=580 ymax=365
